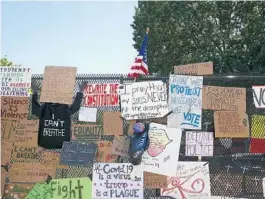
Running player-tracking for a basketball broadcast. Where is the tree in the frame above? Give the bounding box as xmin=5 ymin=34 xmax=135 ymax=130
xmin=131 ymin=1 xmax=265 ymax=75
xmin=0 ymin=56 xmax=20 ymax=66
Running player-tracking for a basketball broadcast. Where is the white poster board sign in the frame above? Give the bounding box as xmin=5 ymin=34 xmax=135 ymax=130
xmin=119 ymin=81 xmax=168 ymax=120
xmin=263 ymin=177 xmax=265 ymax=198
xmin=252 ymin=85 xmax=265 ymax=108
xmin=185 ymin=131 xmax=213 ymax=156
xmin=92 ymin=163 xmax=143 ymax=199
xmin=78 ymin=107 xmax=97 ymax=122
xmin=135 ymin=123 xmax=182 ymax=177
xmin=168 ymin=75 xmax=203 ymax=129
xmin=0 ymin=67 xmax=32 ymax=97
xmin=161 ymin=162 xmax=211 ymax=199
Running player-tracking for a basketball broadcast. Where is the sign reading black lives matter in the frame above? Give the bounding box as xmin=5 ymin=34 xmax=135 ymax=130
xmin=0 ymin=67 xmax=32 ymax=97
xmin=92 ymin=163 xmax=143 ymax=199
xmin=119 ymin=81 xmax=168 ymax=120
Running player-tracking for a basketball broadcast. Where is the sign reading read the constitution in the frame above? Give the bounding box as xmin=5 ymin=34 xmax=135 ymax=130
xmin=119 ymin=81 xmax=168 ymax=120
xmin=83 ymin=83 xmax=119 ymax=107
xmin=0 ymin=67 xmax=32 ymax=97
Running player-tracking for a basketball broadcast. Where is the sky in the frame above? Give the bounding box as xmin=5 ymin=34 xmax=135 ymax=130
xmin=1 ymin=1 xmax=138 ymax=74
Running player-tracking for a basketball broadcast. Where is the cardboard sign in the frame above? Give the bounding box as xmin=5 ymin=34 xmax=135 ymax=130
xmin=103 ymin=112 xmax=123 ymax=135
xmin=252 ymin=85 xmax=265 ymax=108
xmin=60 ymin=141 xmax=97 ymax=166
xmin=41 ymin=151 xmax=69 ymax=169
xmin=92 ymin=163 xmax=143 ymax=199
xmin=8 ymin=163 xmax=56 ymax=183
xmin=174 ymin=62 xmax=213 ymax=75
xmin=251 ymin=115 xmax=265 ymax=139
xmin=0 ymin=67 xmax=32 ymax=97
xmin=168 ymin=75 xmax=203 ymax=129
xmin=3 ymin=183 xmax=34 ymax=199
xmin=50 ymin=177 xmax=92 ymax=199
xmin=144 ymin=172 xmax=167 ymax=189
xmin=15 ymin=120 xmax=38 ymax=145
xmin=12 ymin=143 xmax=42 ymax=162
xmin=83 ymin=83 xmax=119 ymax=107
xmin=1 ymin=120 xmax=16 ymax=141
xmin=119 ymin=81 xmax=169 ymax=120
xmin=72 ymin=124 xmax=102 ymax=141
xmin=97 ymin=141 xmax=118 ymax=163
xmin=1 ymin=140 xmax=13 ymax=164
xmin=138 ymin=123 xmax=182 ymax=177
xmin=185 ymin=131 xmax=213 ymax=156
xmin=111 ymin=136 xmax=130 ymax=157
xmin=1 ymin=168 xmax=7 ymax=197
xmin=40 ymin=66 xmax=77 ymax=104
xmin=203 ymin=86 xmax=246 ymax=111
xmin=1 ymin=97 xmax=29 ymax=120
xmin=161 ymin=162 xmax=211 ymax=199
xmin=25 ymin=183 xmax=52 ymax=199
xmin=214 ymin=111 xmax=249 ymax=138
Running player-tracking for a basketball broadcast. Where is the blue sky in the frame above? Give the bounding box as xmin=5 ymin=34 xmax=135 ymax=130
xmin=1 ymin=1 xmax=138 ymax=74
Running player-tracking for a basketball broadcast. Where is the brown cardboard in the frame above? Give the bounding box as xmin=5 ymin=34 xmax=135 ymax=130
xmin=40 ymin=151 xmax=69 ymax=169
xmin=111 ymin=136 xmax=130 ymax=157
xmin=1 ymin=97 xmax=29 ymax=120
xmin=202 ymin=86 xmax=246 ymax=111
xmin=15 ymin=120 xmax=38 ymax=145
xmin=1 ymin=140 xmax=13 ymax=164
xmin=12 ymin=143 xmax=42 ymax=163
xmin=40 ymin=66 xmax=77 ymax=104
xmin=174 ymin=62 xmax=213 ymax=75
xmin=214 ymin=111 xmax=249 ymax=138
xmin=1 ymin=120 xmax=16 ymax=141
xmin=9 ymin=163 xmax=56 ymax=183
xmin=3 ymin=183 xmax=34 ymax=199
xmin=72 ymin=124 xmax=102 ymax=141
xmin=1 ymin=168 xmax=7 ymax=197
xmin=144 ymin=172 xmax=167 ymax=188
xmin=96 ymin=141 xmax=118 ymax=163
xmin=103 ymin=112 xmax=123 ymax=135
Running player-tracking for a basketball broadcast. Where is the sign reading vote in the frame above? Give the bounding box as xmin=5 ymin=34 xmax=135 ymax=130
xmin=60 ymin=141 xmax=97 ymax=166
xmin=119 ymin=81 xmax=168 ymax=120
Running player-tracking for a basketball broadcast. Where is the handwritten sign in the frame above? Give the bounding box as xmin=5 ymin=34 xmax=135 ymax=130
xmin=93 ymin=163 xmax=143 ymax=199
xmin=0 ymin=67 xmax=32 ymax=97
xmin=252 ymin=85 xmax=265 ymax=108
xmin=119 ymin=81 xmax=168 ymax=120
xmin=214 ymin=111 xmax=249 ymax=138
xmin=1 ymin=140 xmax=13 ymax=164
xmin=174 ymin=62 xmax=213 ymax=75
xmin=40 ymin=66 xmax=77 ymax=104
xmin=3 ymin=184 xmax=34 ymax=199
xmin=251 ymin=115 xmax=265 ymax=139
xmin=72 ymin=124 xmax=102 ymax=141
xmin=41 ymin=151 xmax=69 ymax=169
xmin=1 ymin=97 xmax=29 ymax=120
xmin=1 ymin=120 xmax=16 ymax=141
xmin=15 ymin=120 xmax=38 ymax=145
xmin=111 ymin=136 xmax=130 ymax=157
xmin=161 ymin=162 xmax=211 ymax=199
xmin=78 ymin=107 xmax=97 ymax=122
xmin=103 ymin=112 xmax=123 ymax=135
xmin=50 ymin=177 xmax=92 ymax=199
xmin=12 ymin=143 xmax=42 ymax=162
xmin=185 ymin=131 xmax=213 ymax=156
xmin=25 ymin=183 xmax=52 ymax=199
xmin=60 ymin=141 xmax=97 ymax=166
xmin=138 ymin=123 xmax=182 ymax=177
xmin=168 ymin=75 xmax=203 ymax=129
xmin=83 ymin=83 xmax=119 ymax=107
xmin=9 ymin=163 xmax=56 ymax=183
xmin=144 ymin=172 xmax=167 ymax=189
xmin=97 ymin=141 xmax=118 ymax=163
xmin=203 ymin=86 xmax=246 ymax=111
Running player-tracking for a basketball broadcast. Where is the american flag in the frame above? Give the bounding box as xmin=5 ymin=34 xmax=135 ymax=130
xmin=128 ymin=28 xmax=149 ymax=78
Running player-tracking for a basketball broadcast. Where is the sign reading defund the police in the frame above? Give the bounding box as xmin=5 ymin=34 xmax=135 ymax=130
xmin=168 ymin=75 xmax=203 ymax=129
xmin=119 ymin=81 xmax=168 ymax=120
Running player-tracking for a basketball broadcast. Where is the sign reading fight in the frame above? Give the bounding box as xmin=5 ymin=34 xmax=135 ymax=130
xmin=0 ymin=67 xmax=32 ymax=97
xmin=83 ymin=83 xmax=119 ymax=107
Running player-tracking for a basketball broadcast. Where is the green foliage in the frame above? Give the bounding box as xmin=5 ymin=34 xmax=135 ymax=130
xmin=131 ymin=1 xmax=265 ymax=75
xmin=0 ymin=56 xmax=20 ymax=66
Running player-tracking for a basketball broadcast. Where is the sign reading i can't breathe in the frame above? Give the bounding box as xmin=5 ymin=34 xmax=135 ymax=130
xmin=0 ymin=67 xmax=32 ymax=97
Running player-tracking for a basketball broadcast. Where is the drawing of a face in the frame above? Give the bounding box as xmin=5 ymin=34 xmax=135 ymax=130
xmin=147 ymin=129 xmax=172 ymax=157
